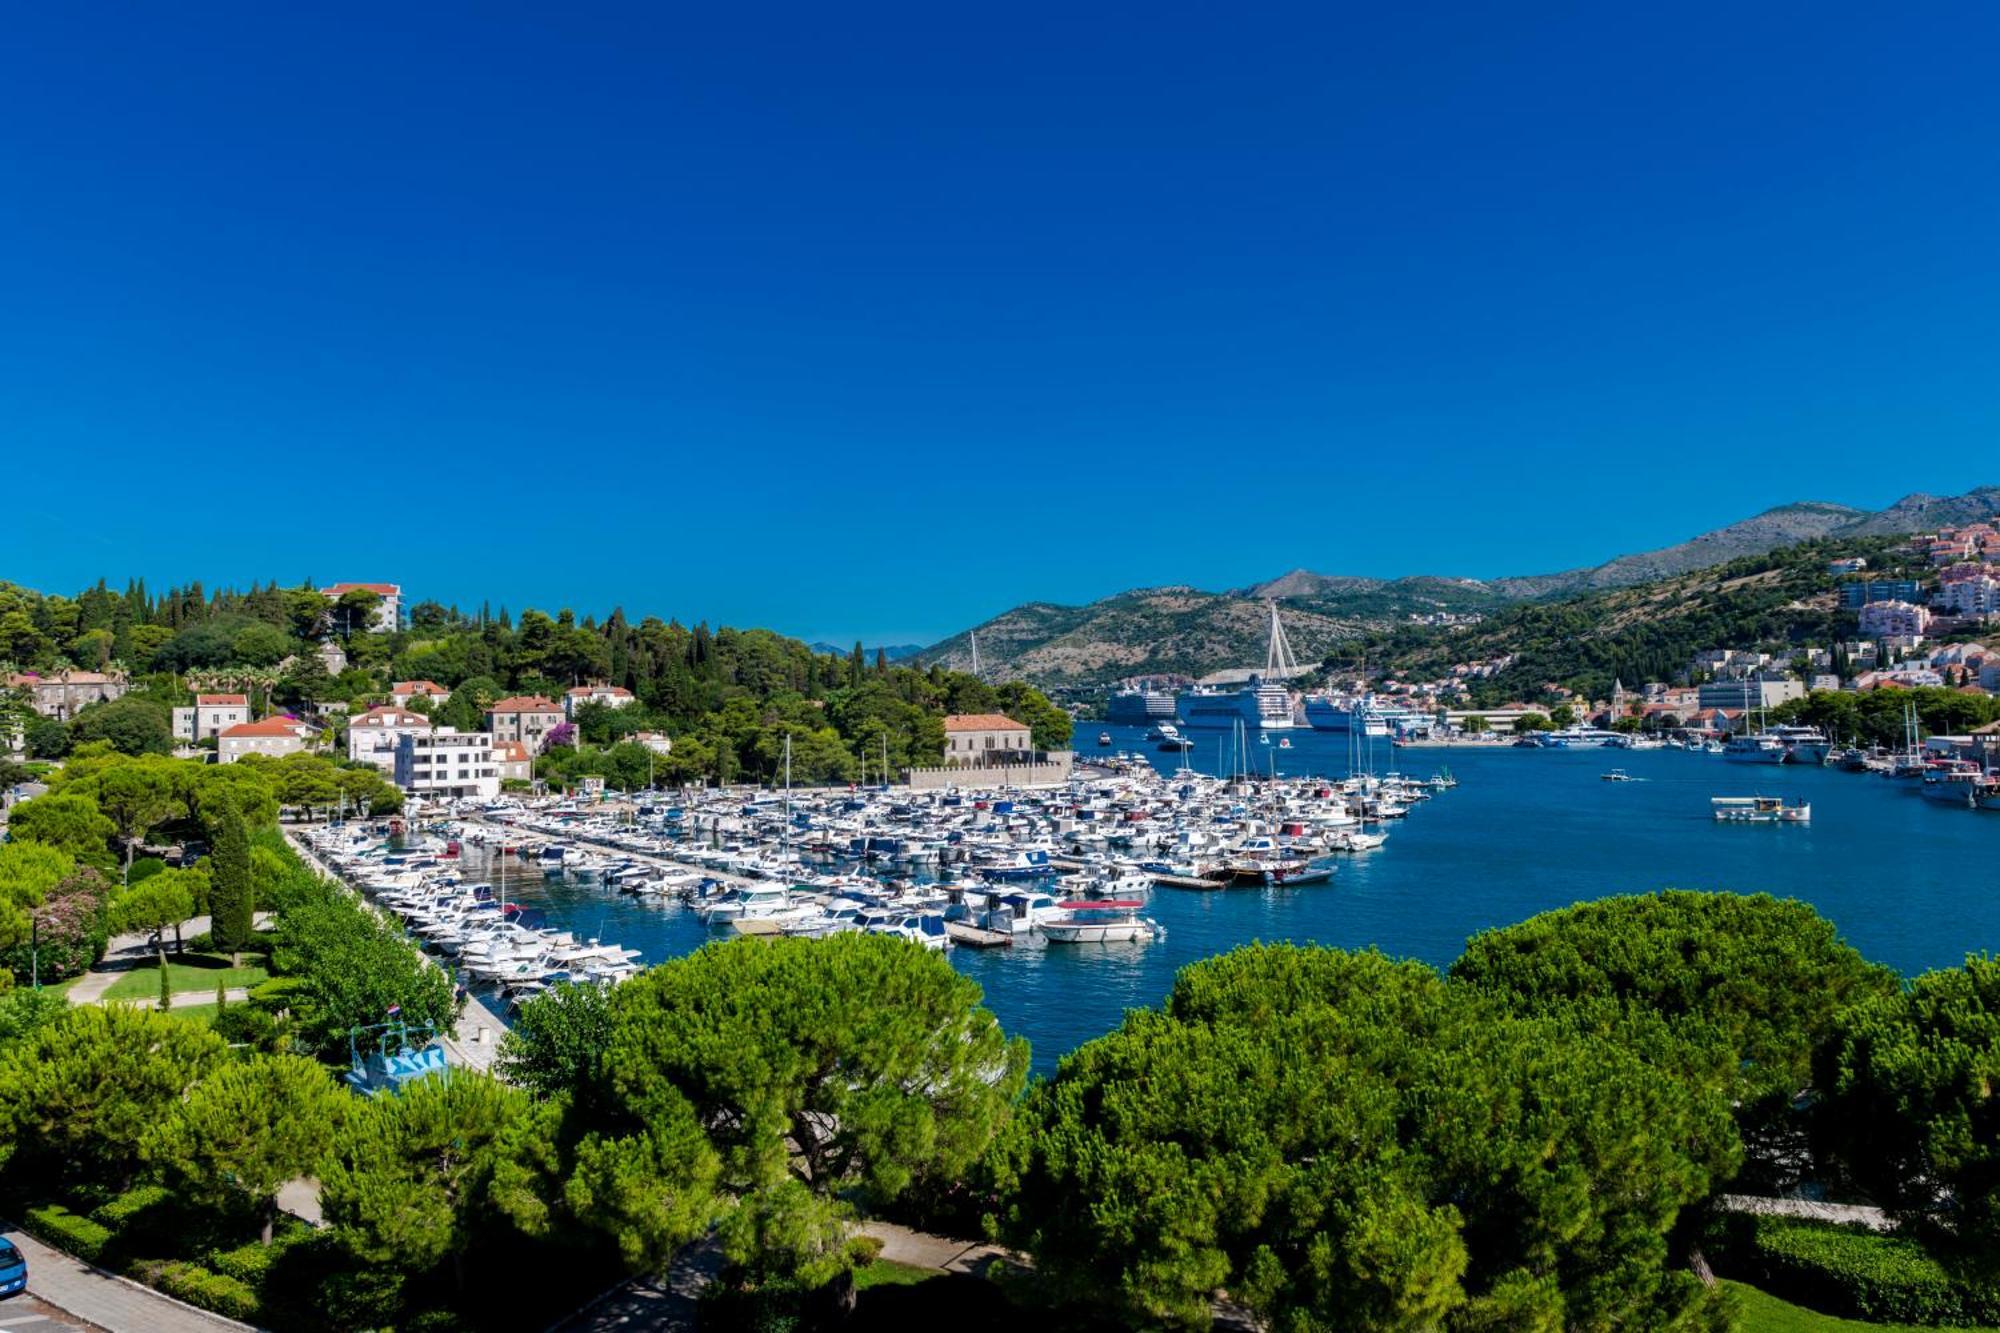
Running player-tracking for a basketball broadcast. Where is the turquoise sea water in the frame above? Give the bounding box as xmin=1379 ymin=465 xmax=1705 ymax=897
xmin=477 ymin=726 xmax=1999 ymax=1074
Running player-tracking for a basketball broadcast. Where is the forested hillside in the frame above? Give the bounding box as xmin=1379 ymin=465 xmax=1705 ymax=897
xmin=0 ymin=579 xmax=1069 ymax=786
xmin=1371 ymin=536 xmax=1928 ymax=704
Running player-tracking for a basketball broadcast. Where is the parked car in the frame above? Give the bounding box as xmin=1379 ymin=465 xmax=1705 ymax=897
xmin=0 ymin=1236 xmax=26 ymax=1297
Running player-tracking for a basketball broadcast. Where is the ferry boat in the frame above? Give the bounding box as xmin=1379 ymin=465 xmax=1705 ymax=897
xmin=1149 ymin=723 xmax=1194 ymax=751
xmin=1712 ymin=795 xmax=1811 ymax=823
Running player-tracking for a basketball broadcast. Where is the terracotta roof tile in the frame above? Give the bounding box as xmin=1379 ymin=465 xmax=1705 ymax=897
xmin=487 ymin=695 xmax=562 ymax=713
xmin=942 ymin=713 xmax=1028 ymax=732
xmin=220 ymin=718 xmax=308 ymax=738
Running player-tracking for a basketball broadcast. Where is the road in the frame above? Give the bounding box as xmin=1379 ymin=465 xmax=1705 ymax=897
xmin=1 ymin=1224 xmax=251 ymax=1333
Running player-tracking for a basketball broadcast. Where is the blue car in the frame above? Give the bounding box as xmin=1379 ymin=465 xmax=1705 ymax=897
xmin=0 ymin=1237 xmax=24 ymax=1296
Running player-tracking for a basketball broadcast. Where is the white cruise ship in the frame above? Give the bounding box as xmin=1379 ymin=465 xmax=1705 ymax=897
xmin=1177 ymin=678 xmax=1296 ymax=730
xmin=1175 ymin=602 xmax=1301 ymax=731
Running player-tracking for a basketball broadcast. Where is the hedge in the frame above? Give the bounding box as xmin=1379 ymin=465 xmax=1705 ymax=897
xmin=133 ymin=1259 xmax=261 ymax=1322
xmin=208 ymin=1239 xmax=277 ymax=1287
xmin=1707 ymin=1214 xmax=2000 ymax=1326
xmin=24 ymin=1204 xmax=112 ymax=1263
xmin=91 ymin=1183 xmax=171 ymax=1229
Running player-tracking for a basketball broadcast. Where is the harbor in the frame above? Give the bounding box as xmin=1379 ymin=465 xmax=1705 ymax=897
xmin=297 ymin=730 xmax=2000 ymax=1076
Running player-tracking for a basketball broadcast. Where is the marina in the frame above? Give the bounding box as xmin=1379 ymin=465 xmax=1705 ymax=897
xmin=303 ymin=729 xmax=1996 ymax=1076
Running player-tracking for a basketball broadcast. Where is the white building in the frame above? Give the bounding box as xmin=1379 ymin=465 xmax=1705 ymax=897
xmin=321 ymin=582 xmax=402 ymax=633
xmin=1939 ymin=576 xmax=2000 ymax=618
xmin=390 ymin=680 xmax=452 ymax=708
xmin=394 ymin=728 xmax=499 ymax=800
xmin=348 ymin=705 xmax=438 ymax=773
xmin=564 ymin=684 xmax=637 ymax=717
xmin=1858 ymin=600 xmax=1932 ymax=638
xmin=217 ymin=717 xmax=313 ymax=764
xmin=172 ymin=693 xmax=251 ymax=744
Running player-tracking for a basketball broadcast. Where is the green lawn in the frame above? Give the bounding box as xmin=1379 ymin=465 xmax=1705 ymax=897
xmin=854 ymin=1260 xmax=942 ymax=1292
xmin=1728 ymin=1282 xmax=1998 ymax=1332
xmin=98 ymin=953 xmax=268 ymax=1002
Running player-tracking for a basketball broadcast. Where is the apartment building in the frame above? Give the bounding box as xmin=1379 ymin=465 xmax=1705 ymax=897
xmin=393 ymin=728 xmax=499 ymax=800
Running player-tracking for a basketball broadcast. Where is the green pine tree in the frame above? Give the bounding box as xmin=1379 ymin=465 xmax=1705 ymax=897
xmin=207 ymin=796 xmax=255 ymax=963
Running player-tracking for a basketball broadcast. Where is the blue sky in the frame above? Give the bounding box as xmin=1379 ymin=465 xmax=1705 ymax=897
xmin=5 ymin=4 xmax=1998 ymax=644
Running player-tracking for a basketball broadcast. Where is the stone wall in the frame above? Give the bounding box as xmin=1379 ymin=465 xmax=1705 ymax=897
xmin=907 ymin=752 xmax=1075 ymax=790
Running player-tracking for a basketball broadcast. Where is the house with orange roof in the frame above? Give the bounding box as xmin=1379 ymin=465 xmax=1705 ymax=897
xmin=218 ymin=716 xmax=314 ymax=764
xmin=348 ymin=705 xmax=439 ymax=773
xmin=320 ymin=582 xmax=402 ymax=633
xmin=485 ymin=695 xmax=565 ymax=750
xmin=942 ymin=713 xmax=1032 ymax=766
xmin=390 ymin=679 xmax=452 ymax=708
xmin=564 ymin=683 xmax=636 ymax=717
xmin=5 ymin=669 xmax=129 ymax=721
xmin=172 ymin=693 xmax=252 ymax=744
xmin=493 ymin=740 xmax=534 ymax=783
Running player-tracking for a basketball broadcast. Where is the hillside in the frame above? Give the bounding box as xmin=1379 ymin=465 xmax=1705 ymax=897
xmin=1378 ymin=534 xmax=1928 ymax=706
xmin=923 ymin=487 xmax=2000 ymax=685
xmin=1486 ymin=502 xmax=1869 ymax=598
xmin=920 ymin=588 xmax=1373 ymax=684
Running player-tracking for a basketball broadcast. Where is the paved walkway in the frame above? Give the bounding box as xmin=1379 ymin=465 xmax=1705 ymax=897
xmin=1 ymin=1223 xmax=251 ymax=1333
xmin=857 ymin=1221 xmax=1011 ymax=1275
xmin=1716 ymin=1193 xmax=1895 ymax=1231
xmin=63 ymin=916 xmax=274 ymax=1007
xmin=0 ymin=1292 xmax=103 ymax=1332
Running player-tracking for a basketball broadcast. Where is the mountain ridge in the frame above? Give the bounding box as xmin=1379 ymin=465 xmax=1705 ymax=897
xmin=920 ymin=487 xmax=2000 ymax=684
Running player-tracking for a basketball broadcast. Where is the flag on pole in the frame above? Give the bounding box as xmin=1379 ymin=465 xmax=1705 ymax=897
xmin=386 ymin=1004 xmax=402 ymax=1017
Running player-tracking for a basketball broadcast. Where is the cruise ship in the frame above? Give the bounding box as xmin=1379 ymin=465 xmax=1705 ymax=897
xmin=1177 ymin=677 xmax=1296 ymax=730
xmin=1175 ymin=602 xmax=1302 ymax=731
xmin=1106 ymin=688 xmax=1178 ymax=725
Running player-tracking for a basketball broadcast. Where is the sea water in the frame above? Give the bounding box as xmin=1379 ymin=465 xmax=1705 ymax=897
xmin=468 ymin=727 xmax=1999 ymax=1074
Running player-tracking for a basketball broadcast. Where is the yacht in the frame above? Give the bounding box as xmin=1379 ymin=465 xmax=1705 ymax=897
xmin=1763 ymin=724 xmax=1833 ymax=766
xmin=1536 ymin=725 xmax=1622 ymax=750
xmin=1723 ymin=733 xmax=1788 ymax=764
xmin=1040 ymin=899 xmax=1164 ymax=944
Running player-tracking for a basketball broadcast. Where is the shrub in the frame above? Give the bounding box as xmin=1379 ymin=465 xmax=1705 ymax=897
xmin=210 ymin=1002 xmax=280 ymax=1049
xmin=90 ymin=1183 xmax=183 ymax=1257
xmin=208 ymin=1240 xmax=278 ymax=1287
xmin=24 ymin=1204 xmax=112 ymax=1262
xmin=1706 ymin=1214 xmax=2000 ymax=1325
xmin=91 ymin=1182 xmax=172 ymax=1228
xmin=136 ymin=1260 xmax=261 ymax=1322
xmin=247 ymin=975 xmax=308 ymax=1009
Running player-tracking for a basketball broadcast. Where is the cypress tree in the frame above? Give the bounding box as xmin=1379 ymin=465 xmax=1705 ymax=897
xmin=207 ymin=796 xmax=255 ymax=962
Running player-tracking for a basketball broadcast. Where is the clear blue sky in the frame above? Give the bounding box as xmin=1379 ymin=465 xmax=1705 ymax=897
xmin=6 ymin=4 xmax=1998 ymax=644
